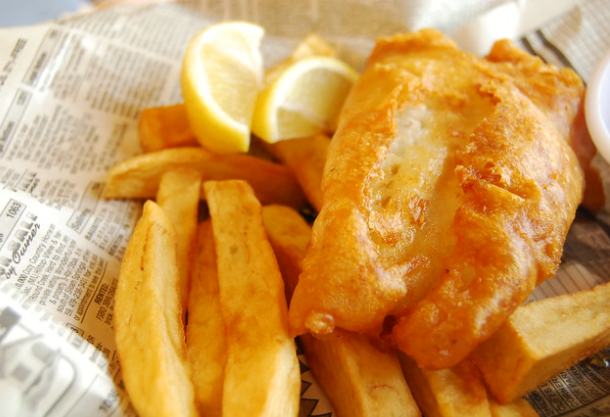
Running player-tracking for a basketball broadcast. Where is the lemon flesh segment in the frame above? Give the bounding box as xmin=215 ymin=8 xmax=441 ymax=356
xmin=252 ymin=56 xmax=359 ymax=143
xmin=181 ymin=22 xmax=264 ymax=154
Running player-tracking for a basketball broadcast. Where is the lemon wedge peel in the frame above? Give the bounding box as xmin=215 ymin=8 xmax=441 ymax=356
xmin=181 ymin=22 xmax=264 ymax=154
xmin=252 ymin=56 xmax=359 ymax=144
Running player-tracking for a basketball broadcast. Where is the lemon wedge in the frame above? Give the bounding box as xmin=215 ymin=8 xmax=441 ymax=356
xmin=181 ymin=22 xmax=264 ymax=154
xmin=252 ymin=56 xmax=358 ymax=143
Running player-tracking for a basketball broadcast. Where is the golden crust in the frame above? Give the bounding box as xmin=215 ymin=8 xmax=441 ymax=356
xmin=287 ymin=28 xmax=588 ymax=369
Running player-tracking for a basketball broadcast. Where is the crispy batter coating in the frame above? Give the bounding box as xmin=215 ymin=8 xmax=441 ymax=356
xmin=287 ymin=29 xmax=589 ymax=369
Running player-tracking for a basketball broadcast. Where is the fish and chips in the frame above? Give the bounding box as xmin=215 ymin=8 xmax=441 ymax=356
xmin=109 ymin=24 xmax=607 ymax=417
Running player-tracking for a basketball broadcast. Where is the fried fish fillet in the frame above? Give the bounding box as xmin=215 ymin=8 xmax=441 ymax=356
xmin=287 ymin=29 xmax=590 ymax=370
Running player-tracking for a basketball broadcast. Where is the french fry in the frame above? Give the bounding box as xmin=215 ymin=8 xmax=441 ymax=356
xmin=204 ymin=180 xmax=300 ymax=417
xmin=264 ymin=33 xmax=336 ymax=85
xmin=399 ymin=355 xmax=492 ymax=417
xmin=261 ymin=204 xmax=420 ymax=417
xmin=488 ymin=398 xmax=539 ymax=417
xmin=260 ymin=204 xmax=311 ymax=303
xmin=185 ymin=220 xmax=226 ymax=417
xmin=114 ymin=200 xmax=197 ymax=417
xmin=305 ymin=332 xmax=422 ymax=417
xmin=104 ymin=146 xmax=307 ymax=208
xmin=156 ymin=168 xmax=201 ymax=315
xmin=471 ymin=281 xmax=610 ymax=404
xmin=265 ymin=134 xmax=329 ymax=212
xmin=138 ymin=103 xmax=198 ymax=153
xmin=398 ymin=353 xmax=541 ymax=417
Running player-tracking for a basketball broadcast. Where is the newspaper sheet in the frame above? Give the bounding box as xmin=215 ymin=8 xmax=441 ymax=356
xmin=0 ymin=0 xmax=609 ymax=416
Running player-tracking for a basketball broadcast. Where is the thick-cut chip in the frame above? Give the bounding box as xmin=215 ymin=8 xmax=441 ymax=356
xmin=204 ymin=181 xmax=300 ymax=417
xmin=398 ymin=354 xmax=540 ymax=417
xmin=264 ymin=33 xmax=336 ymax=85
xmin=138 ymin=104 xmax=198 ymax=153
xmin=399 ymin=355 xmax=491 ymax=417
xmin=304 ymin=332 xmax=421 ymax=417
xmin=471 ymin=281 xmax=610 ymax=404
xmin=104 ymin=147 xmax=307 ymax=208
xmin=156 ymin=168 xmax=201 ymax=317
xmin=260 ymin=204 xmax=312 ymax=303
xmin=265 ymin=134 xmax=329 ymax=212
xmin=114 ymin=200 xmax=197 ymax=417
xmin=186 ymin=220 xmax=226 ymax=417
xmin=261 ymin=204 xmax=420 ymax=417
xmin=488 ymin=398 xmax=539 ymax=417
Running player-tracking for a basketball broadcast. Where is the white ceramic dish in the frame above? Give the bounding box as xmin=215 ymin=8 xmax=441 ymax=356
xmin=585 ymin=49 xmax=610 ymax=164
